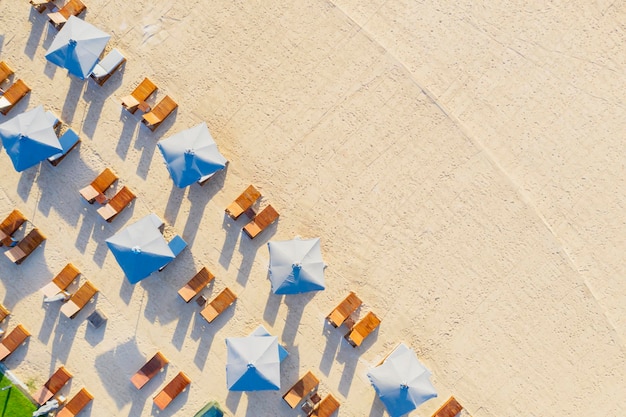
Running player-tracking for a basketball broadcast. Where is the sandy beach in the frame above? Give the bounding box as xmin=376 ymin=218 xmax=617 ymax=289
xmin=1 ymin=1 xmax=626 ymax=416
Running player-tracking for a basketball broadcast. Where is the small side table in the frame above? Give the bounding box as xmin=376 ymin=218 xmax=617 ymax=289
xmin=87 ymin=309 xmax=107 ymax=329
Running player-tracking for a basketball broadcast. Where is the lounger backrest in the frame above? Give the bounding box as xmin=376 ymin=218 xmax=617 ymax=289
xmin=69 ymin=281 xmax=98 ymax=308
xmin=59 ymin=0 xmax=85 ymax=19
xmin=353 ymin=312 xmax=381 ymax=337
xmin=45 ymin=366 xmax=72 ymax=392
xmin=53 ymin=263 xmax=81 ymax=289
xmin=16 ymin=228 xmax=46 ymax=254
xmin=0 ymin=304 xmax=10 ymax=323
xmin=283 ymin=371 xmax=319 ymax=408
xmin=431 ymin=396 xmax=464 ymax=417
xmin=92 ymin=168 xmax=118 ymax=193
xmin=132 ymin=78 xmax=157 ymax=102
xmin=2 ymin=324 xmax=30 ymax=351
xmin=255 ymin=205 xmax=279 ymax=229
xmin=312 ymin=394 xmax=341 ymax=417
xmin=0 ymin=61 xmax=14 ymax=81
xmin=189 ymin=267 xmax=215 ymax=292
xmin=162 ymin=372 xmax=190 ymax=398
xmin=1 ymin=80 xmax=31 ymax=115
xmin=138 ymin=351 xmax=169 ymax=380
xmin=236 ymin=185 xmax=261 ymax=208
xmin=151 ymin=96 xmax=178 ymax=120
xmin=210 ymin=288 xmax=237 ymax=313
xmin=0 ymin=209 xmax=27 ymax=237
xmin=63 ymin=388 xmax=93 ymax=415
xmin=109 ymin=186 xmax=136 ymax=211
xmin=328 ymin=292 xmax=362 ymax=326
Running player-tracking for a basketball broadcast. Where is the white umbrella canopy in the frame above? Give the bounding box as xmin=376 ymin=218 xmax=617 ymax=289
xmin=267 ymin=237 xmax=326 ymax=294
xmin=45 ymin=16 xmax=110 ymax=79
xmin=225 ymin=335 xmax=281 ymax=391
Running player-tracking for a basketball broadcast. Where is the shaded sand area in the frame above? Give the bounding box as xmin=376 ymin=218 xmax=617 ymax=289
xmin=1 ymin=1 xmax=625 ymax=416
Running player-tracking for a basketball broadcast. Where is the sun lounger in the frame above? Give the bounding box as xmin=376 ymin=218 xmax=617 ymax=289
xmin=141 ymin=95 xmax=177 ymax=131
xmin=0 ymin=324 xmax=30 ymax=361
xmin=121 ymin=77 xmax=157 ymax=114
xmin=243 ymin=205 xmax=279 ymax=239
xmin=90 ymin=48 xmax=126 ymax=86
xmin=0 ymin=80 xmax=31 ymax=116
xmin=431 ymin=396 xmax=466 ymax=417
xmin=41 ymin=263 xmax=80 ymax=299
xmin=0 ymin=304 xmax=9 ymax=323
xmin=344 ymin=311 xmax=381 ymax=348
xmin=153 ymin=371 xmax=191 ymax=411
xmin=48 ymin=0 xmax=86 ymax=29
xmin=131 ymin=351 xmax=169 ymax=389
xmin=79 ymin=168 xmax=118 ymax=204
xmin=48 ymin=128 xmax=80 ymax=166
xmin=4 ymin=228 xmax=46 ymax=264
xmin=200 ymin=288 xmax=237 ymax=323
xmin=326 ymin=292 xmax=362 ymax=328
xmin=309 ymin=393 xmax=340 ymax=417
xmin=56 ymin=388 xmax=93 ymax=417
xmin=178 ymin=267 xmax=215 ymax=303
xmin=0 ymin=61 xmax=13 ymax=84
xmin=283 ymin=371 xmax=320 ymax=409
xmin=158 ymin=235 xmax=187 ymax=271
xmin=97 ymin=185 xmax=136 ymax=222
xmin=0 ymin=209 xmax=27 ymax=247
xmin=33 ymin=366 xmax=73 ymax=405
xmin=60 ymin=281 xmax=98 ymax=319
xmin=225 ymin=185 xmax=261 ymax=220
xmin=30 ymin=0 xmax=56 ymax=13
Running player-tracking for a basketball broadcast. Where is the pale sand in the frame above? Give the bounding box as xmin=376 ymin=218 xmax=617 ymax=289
xmin=1 ymin=1 xmax=625 ymax=416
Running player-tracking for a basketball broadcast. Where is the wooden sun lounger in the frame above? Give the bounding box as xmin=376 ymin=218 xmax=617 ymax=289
xmin=4 ymin=228 xmax=46 ymax=264
xmin=200 ymin=288 xmax=237 ymax=323
xmin=0 ymin=80 xmax=31 ymax=116
xmin=0 ymin=61 xmax=13 ymax=83
xmin=178 ymin=267 xmax=215 ymax=303
xmin=60 ymin=281 xmax=98 ymax=319
xmin=56 ymin=388 xmax=93 ymax=417
xmin=283 ymin=371 xmax=320 ymax=409
xmin=30 ymin=0 xmax=55 ymax=13
xmin=0 ymin=324 xmax=30 ymax=361
xmin=41 ymin=263 xmax=80 ymax=298
xmin=141 ymin=95 xmax=177 ymax=131
xmin=48 ymin=128 xmax=81 ymax=166
xmin=0 ymin=209 xmax=27 ymax=247
xmin=153 ymin=371 xmax=191 ymax=411
xmin=48 ymin=0 xmax=86 ymax=29
xmin=90 ymin=48 xmax=126 ymax=86
xmin=431 ymin=396 xmax=466 ymax=417
xmin=0 ymin=304 xmax=9 ymax=323
xmin=326 ymin=292 xmax=362 ymax=328
xmin=344 ymin=311 xmax=381 ymax=348
xmin=121 ymin=77 xmax=157 ymax=114
xmin=243 ymin=205 xmax=279 ymax=239
xmin=225 ymin=185 xmax=261 ymax=220
xmin=131 ymin=351 xmax=169 ymax=389
xmin=97 ymin=186 xmax=136 ymax=222
xmin=309 ymin=394 xmax=340 ymax=417
xmin=79 ymin=168 xmax=118 ymax=204
xmin=33 ymin=366 xmax=73 ymax=405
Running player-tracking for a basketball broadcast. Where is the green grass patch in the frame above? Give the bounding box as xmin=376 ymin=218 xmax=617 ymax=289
xmin=0 ymin=373 xmax=37 ymax=417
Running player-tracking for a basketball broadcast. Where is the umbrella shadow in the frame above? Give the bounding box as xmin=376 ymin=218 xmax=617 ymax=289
xmin=235 ymin=227 xmax=268 ymax=286
xmin=117 ymin=273 xmax=136 ymax=305
xmin=163 ymin=183 xmax=185 ymax=228
xmin=16 ymin=166 xmax=39 ymax=202
xmin=281 ymin=292 xmax=316 ymax=346
xmin=115 ymin=110 xmax=140 ymax=161
xmin=62 ymin=77 xmax=86 ymax=124
xmin=74 ymin=203 xmax=104 ymax=254
xmin=262 ymin=286 xmax=282 ymax=327
xmin=368 ymin=396 xmax=386 ymax=417
xmin=182 ymin=167 xmax=227 ymax=246
xmin=134 ymin=126 xmax=161 ymax=180
xmin=37 ymin=298 xmax=64 ymax=345
xmin=225 ymin=391 xmax=243 ymax=416
xmin=37 ymin=161 xmax=84 ymax=227
xmin=190 ymin=304 xmax=235 ymax=370
xmin=50 ymin=314 xmax=81 ymax=365
xmin=25 ymin=9 xmax=46 ymax=59
xmin=218 ymin=214 xmax=245 ymax=270
xmin=319 ymin=322 xmax=343 ymax=376
xmin=334 ymin=328 xmax=379 ymax=397
xmin=81 ymin=72 xmax=125 ymax=139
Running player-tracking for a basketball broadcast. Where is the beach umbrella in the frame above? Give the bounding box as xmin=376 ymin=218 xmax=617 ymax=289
xmin=157 ymin=122 xmax=227 ymax=188
xmin=367 ymin=344 xmax=437 ymax=417
xmin=0 ymin=105 xmax=62 ymax=172
xmin=45 ymin=16 xmax=110 ymax=79
xmin=267 ymin=237 xmax=326 ymax=294
xmin=105 ymin=213 xmax=174 ymax=284
xmin=225 ymin=334 xmax=281 ymax=391
xmin=194 ymin=401 xmax=224 ymax=417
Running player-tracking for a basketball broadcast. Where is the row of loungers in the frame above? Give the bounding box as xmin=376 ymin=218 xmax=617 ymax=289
xmin=282 ymin=370 xmax=341 ymax=417
xmin=326 ymin=291 xmax=382 ymax=348
xmin=130 ymin=351 xmax=190 ymax=410
xmin=0 ymin=209 xmax=46 ymax=264
xmin=224 ymin=184 xmax=281 ymax=239
xmin=78 ymin=168 xmax=136 ymax=221
xmin=39 ymin=263 xmax=98 ymax=319
xmin=0 ymin=60 xmax=30 ymax=116
xmin=121 ymin=77 xmax=178 ymax=132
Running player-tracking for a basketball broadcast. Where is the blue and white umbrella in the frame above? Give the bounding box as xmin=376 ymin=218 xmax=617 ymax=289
xmin=226 ymin=334 xmax=281 ymax=391
xmin=45 ymin=16 xmax=110 ymax=79
xmin=367 ymin=344 xmax=437 ymax=417
xmin=0 ymin=105 xmax=62 ymax=172
xmin=105 ymin=213 xmax=174 ymax=284
xmin=267 ymin=237 xmax=326 ymax=294
xmin=157 ymin=122 xmax=227 ymax=188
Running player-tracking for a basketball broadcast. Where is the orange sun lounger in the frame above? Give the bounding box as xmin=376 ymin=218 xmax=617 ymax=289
xmin=153 ymin=371 xmax=191 ymax=410
xmin=141 ymin=95 xmax=177 ymax=131
xmin=56 ymin=388 xmax=93 ymax=417
xmin=97 ymin=186 xmax=136 ymax=222
xmin=178 ymin=267 xmax=215 ymax=303
xmin=4 ymin=228 xmax=46 ymax=264
xmin=243 ymin=205 xmax=279 ymax=239
xmin=283 ymin=371 xmax=320 ymax=409
xmin=225 ymin=185 xmax=261 ymax=220
xmin=33 ymin=366 xmax=73 ymax=405
xmin=309 ymin=393 xmax=340 ymax=417
xmin=326 ymin=292 xmax=362 ymax=328
xmin=48 ymin=0 xmax=86 ymax=29
xmin=431 ymin=396 xmax=466 ymax=417
xmin=41 ymin=263 xmax=81 ymax=299
xmin=60 ymin=281 xmax=98 ymax=319
xmin=0 ymin=324 xmax=30 ymax=361
xmin=344 ymin=311 xmax=381 ymax=348
xmin=121 ymin=77 xmax=157 ymax=114
xmin=131 ymin=351 xmax=169 ymax=389
xmin=0 ymin=209 xmax=27 ymax=247
xmin=0 ymin=61 xmax=14 ymax=83
xmin=79 ymin=168 xmax=118 ymax=204
xmin=0 ymin=304 xmax=10 ymax=323
xmin=200 ymin=288 xmax=237 ymax=323
xmin=0 ymin=79 xmax=31 ymax=116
